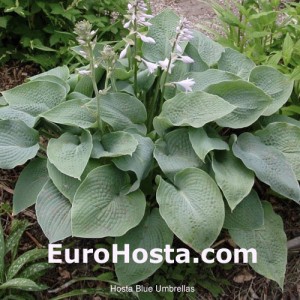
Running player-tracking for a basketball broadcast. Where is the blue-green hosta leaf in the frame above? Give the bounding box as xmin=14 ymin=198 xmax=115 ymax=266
xmin=232 ymin=133 xmax=300 ymax=203
xmin=189 ymin=69 xmax=240 ymax=92
xmin=259 ymin=115 xmax=300 ymax=128
xmin=212 ymin=150 xmax=254 ymax=210
xmin=47 ymin=160 xmax=100 ymax=202
xmin=115 ymin=209 xmax=173 ymax=286
xmin=223 ymin=190 xmax=264 ymax=230
xmin=7 ymin=248 xmax=48 ymax=280
xmin=0 ymin=278 xmax=47 ymax=291
xmin=188 ymin=30 xmax=224 ymax=66
xmin=91 ymin=131 xmax=138 ymax=158
xmin=36 ymin=180 xmax=72 ymax=243
xmin=88 ymin=93 xmax=147 ymax=132
xmin=0 ymin=106 xmax=36 ymax=127
xmin=31 ymin=75 xmax=70 ymax=94
xmin=13 ymin=158 xmax=49 ymax=215
xmin=0 ymin=120 xmax=39 ymax=169
xmin=218 ymin=48 xmax=256 ymax=80
xmin=0 ymin=96 xmax=7 ymax=106
xmin=229 ymin=202 xmax=287 ymax=289
xmin=205 ymin=80 xmax=272 ymax=128
xmin=41 ymin=98 xmax=96 ymax=128
xmin=2 ymin=81 xmax=66 ymax=116
xmin=255 ymin=122 xmax=300 ymax=180
xmin=189 ymin=127 xmax=229 ymax=161
xmin=159 ymin=91 xmax=235 ymax=128
xmin=184 ymin=43 xmax=208 ymax=72
xmin=30 ymin=66 xmax=69 ymax=81
xmin=157 ymin=168 xmax=224 ymax=252
xmin=113 ymin=134 xmax=154 ymax=193
xmin=142 ymin=9 xmax=180 ymax=62
xmin=72 ymin=165 xmax=146 ymax=238
xmin=249 ymin=66 xmax=294 ymax=116
xmin=154 ymin=128 xmax=202 ymax=180
xmin=47 ymin=130 xmax=93 ymax=179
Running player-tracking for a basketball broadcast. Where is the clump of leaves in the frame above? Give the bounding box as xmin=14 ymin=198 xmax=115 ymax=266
xmin=0 ymin=219 xmax=51 ymax=299
xmin=0 ymin=0 xmax=128 ymax=69
xmin=0 ymin=1 xmax=299 ymax=292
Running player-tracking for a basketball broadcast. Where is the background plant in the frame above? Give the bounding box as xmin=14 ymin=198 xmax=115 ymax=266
xmin=0 ymin=0 xmax=128 ymax=69
xmin=0 ymin=2 xmax=299 ymax=295
xmin=209 ymin=0 xmax=300 ymax=118
xmin=0 ymin=219 xmax=51 ymax=299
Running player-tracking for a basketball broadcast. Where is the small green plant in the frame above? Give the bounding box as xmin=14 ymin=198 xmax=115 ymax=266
xmin=0 ymin=218 xmax=51 ymax=299
xmin=0 ymin=0 xmax=128 ymax=69
xmin=209 ymin=0 xmax=300 ymax=118
xmin=0 ymin=0 xmax=299 ymax=292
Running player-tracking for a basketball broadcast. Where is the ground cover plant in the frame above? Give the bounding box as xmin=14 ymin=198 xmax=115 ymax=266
xmin=0 ymin=0 xmax=300 ymax=298
xmin=0 ymin=0 xmax=128 ymax=69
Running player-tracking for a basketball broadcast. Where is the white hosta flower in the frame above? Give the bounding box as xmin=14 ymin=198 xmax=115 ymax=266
xmin=158 ymin=58 xmax=175 ymax=74
xmin=177 ymin=55 xmax=194 ymax=64
xmin=120 ymin=44 xmax=130 ymax=59
xmin=141 ymin=58 xmax=158 ymax=74
xmin=137 ymin=32 xmax=155 ymax=44
xmin=78 ymin=70 xmax=91 ymax=76
xmin=173 ymin=78 xmax=195 ymax=92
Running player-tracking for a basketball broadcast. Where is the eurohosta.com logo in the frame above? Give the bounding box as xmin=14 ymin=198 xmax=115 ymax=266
xmin=48 ymin=244 xmax=257 ymax=265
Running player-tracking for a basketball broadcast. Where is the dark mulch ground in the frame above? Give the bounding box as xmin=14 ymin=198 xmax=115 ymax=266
xmin=0 ymin=62 xmax=300 ymax=300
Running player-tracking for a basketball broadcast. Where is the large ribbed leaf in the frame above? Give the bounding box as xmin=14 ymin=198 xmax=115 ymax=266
xmin=31 ymin=75 xmax=70 ymax=94
xmin=184 ymin=43 xmax=208 ymax=72
xmin=218 ymin=48 xmax=256 ymax=80
xmin=0 ymin=106 xmax=36 ymax=128
xmin=229 ymin=202 xmax=287 ymax=289
xmin=255 ymin=122 xmax=300 ymax=180
xmin=41 ymin=99 xmax=96 ymax=128
xmin=223 ymin=190 xmax=264 ymax=230
xmin=0 ymin=120 xmax=39 ymax=169
xmin=72 ymin=165 xmax=146 ymax=238
xmin=88 ymin=93 xmax=147 ymax=131
xmin=188 ymin=30 xmax=224 ymax=66
xmin=189 ymin=127 xmax=229 ymax=161
xmin=13 ymin=158 xmax=49 ymax=214
xmin=205 ymin=80 xmax=272 ymax=128
xmin=36 ymin=180 xmax=72 ymax=243
xmin=249 ymin=66 xmax=294 ymax=116
xmin=47 ymin=130 xmax=93 ymax=179
xmin=47 ymin=161 xmax=81 ymax=202
xmin=159 ymin=91 xmax=235 ymax=128
xmin=233 ymin=133 xmax=300 ymax=203
xmin=115 ymin=209 xmax=173 ymax=285
xmin=113 ymin=134 xmax=154 ymax=192
xmin=2 ymin=81 xmax=66 ymax=116
xmin=91 ymin=131 xmax=138 ymax=158
xmin=154 ymin=128 xmax=202 ymax=180
xmin=212 ymin=150 xmax=254 ymax=210
xmin=30 ymin=66 xmax=69 ymax=81
xmin=156 ymin=168 xmax=224 ymax=251
xmin=142 ymin=9 xmax=180 ymax=62
xmin=189 ymin=69 xmax=239 ymax=91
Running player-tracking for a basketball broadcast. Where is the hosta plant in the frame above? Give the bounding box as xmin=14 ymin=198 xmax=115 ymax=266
xmin=0 ymin=1 xmax=299 ymax=290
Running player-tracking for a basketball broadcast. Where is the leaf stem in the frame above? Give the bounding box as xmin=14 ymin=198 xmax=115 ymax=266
xmin=88 ymin=43 xmax=104 ymax=134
